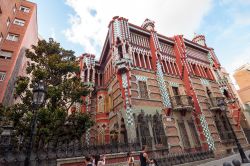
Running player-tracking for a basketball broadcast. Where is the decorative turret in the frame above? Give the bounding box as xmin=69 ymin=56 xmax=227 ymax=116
xmin=80 ymin=53 xmax=96 ymax=88
xmin=192 ymin=33 xmax=207 ymax=47
xmin=141 ymin=18 xmax=155 ymax=31
xmin=109 ymin=16 xmax=132 ymax=73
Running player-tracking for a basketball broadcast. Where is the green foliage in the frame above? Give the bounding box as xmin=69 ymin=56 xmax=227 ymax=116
xmin=0 ymin=39 xmax=94 ymax=145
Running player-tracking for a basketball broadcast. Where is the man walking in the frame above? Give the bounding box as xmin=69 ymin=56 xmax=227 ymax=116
xmin=140 ymin=146 xmax=150 ymax=166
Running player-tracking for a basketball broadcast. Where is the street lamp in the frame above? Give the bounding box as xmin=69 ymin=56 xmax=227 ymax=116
xmin=217 ymin=99 xmax=250 ymax=163
xmin=24 ymin=80 xmax=46 ymax=166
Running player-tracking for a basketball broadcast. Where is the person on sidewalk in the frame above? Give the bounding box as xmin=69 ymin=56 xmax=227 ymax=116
xmin=85 ymin=156 xmax=93 ymax=166
xmin=95 ymin=154 xmax=106 ymax=166
xmin=127 ymin=152 xmax=135 ymax=166
xmin=140 ymin=146 xmax=150 ymax=166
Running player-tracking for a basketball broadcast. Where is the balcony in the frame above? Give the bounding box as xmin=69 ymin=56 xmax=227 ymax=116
xmin=171 ymin=95 xmax=194 ymax=111
xmin=207 ymin=97 xmax=224 ymax=111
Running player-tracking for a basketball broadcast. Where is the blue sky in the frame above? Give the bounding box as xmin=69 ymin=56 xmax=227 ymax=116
xmin=31 ymin=0 xmax=250 ymax=76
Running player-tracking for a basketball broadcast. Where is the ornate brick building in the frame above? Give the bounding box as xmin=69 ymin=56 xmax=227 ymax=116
xmin=78 ymin=17 xmax=248 ymax=155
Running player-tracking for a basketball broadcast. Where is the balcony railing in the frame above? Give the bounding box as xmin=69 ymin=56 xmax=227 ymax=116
xmin=207 ymin=97 xmax=225 ymax=111
xmin=171 ymin=95 xmax=194 ymax=111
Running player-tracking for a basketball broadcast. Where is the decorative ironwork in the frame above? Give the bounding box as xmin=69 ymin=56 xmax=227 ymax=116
xmin=0 ymin=125 xmax=215 ymax=165
xmin=136 ymin=111 xmax=152 ymax=147
xmin=152 ymin=113 xmax=168 ymax=146
xmin=155 ymin=150 xmax=214 ymax=165
xmin=171 ymin=95 xmax=194 ymax=111
xmin=178 ymin=121 xmax=191 ymax=149
xmin=207 ymin=97 xmax=224 ymax=111
xmin=0 ymin=135 xmax=141 ymax=165
xmin=214 ymin=113 xmax=234 ymax=143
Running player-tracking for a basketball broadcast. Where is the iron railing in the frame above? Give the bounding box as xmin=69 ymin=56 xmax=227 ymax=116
xmin=208 ymin=97 xmax=224 ymax=110
xmin=0 ymin=132 xmax=215 ymax=166
xmin=171 ymin=95 xmax=194 ymax=111
xmin=0 ymin=137 xmax=141 ymax=165
xmin=155 ymin=150 xmax=214 ymax=166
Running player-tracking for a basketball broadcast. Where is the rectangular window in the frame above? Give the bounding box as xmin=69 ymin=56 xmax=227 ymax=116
xmin=138 ymin=81 xmax=149 ymax=99
xmin=13 ymin=4 xmax=17 ymax=13
xmin=13 ymin=18 xmax=25 ymax=26
xmin=0 ymin=33 xmax=3 ymax=42
xmin=7 ymin=17 xmax=10 ymax=27
xmin=172 ymin=87 xmax=179 ymax=96
xmin=0 ymin=71 xmax=6 ymax=81
xmin=214 ymin=70 xmax=221 ymax=79
xmin=19 ymin=6 xmax=30 ymax=13
xmin=0 ymin=50 xmax=13 ymax=59
xmin=7 ymin=33 xmax=19 ymax=41
xmin=172 ymin=86 xmax=181 ymax=105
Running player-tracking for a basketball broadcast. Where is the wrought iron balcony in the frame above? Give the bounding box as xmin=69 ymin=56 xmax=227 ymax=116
xmin=171 ymin=95 xmax=194 ymax=111
xmin=207 ymin=97 xmax=225 ymax=111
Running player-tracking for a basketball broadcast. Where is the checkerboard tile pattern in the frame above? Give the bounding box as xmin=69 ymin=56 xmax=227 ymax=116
xmin=156 ymin=61 xmax=172 ymax=108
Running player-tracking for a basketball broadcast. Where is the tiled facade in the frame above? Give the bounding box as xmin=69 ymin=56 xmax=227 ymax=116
xmin=0 ymin=0 xmax=38 ymax=105
xmin=78 ymin=17 xmax=248 ymax=156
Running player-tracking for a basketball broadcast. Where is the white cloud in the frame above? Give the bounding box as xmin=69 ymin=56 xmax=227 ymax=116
xmin=63 ymin=0 xmax=213 ymax=57
xmin=228 ymin=47 xmax=250 ymax=73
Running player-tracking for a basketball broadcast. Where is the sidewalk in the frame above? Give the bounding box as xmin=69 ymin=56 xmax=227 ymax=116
xmin=198 ymin=150 xmax=250 ymax=166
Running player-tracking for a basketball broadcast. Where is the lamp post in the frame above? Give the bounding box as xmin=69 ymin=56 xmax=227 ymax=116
xmin=24 ymin=80 xmax=46 ymax=166
xmin=217 ymin=99 xmax=250 ymax=163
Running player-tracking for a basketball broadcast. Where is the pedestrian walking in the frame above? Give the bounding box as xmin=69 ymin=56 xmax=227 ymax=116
xmin=127 ymin=152 xmax=135 ymax=166
xmin=85 ymin=156 xmax=93 ymax=166
xmin=95 ymin=154 xmax=106 ymax=166
xmin=140 ymin=146 xmax=150 ymax=166
xmin=91 ymin=155 xmax=96 ymax=166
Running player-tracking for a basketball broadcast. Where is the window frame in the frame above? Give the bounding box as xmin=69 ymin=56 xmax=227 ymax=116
xmin=13 ymin=18 xmax=25 ymax=26
xmin=6 ymin=33 xmax=19 ymax=42
xmin=0 ymin=50 xmax=13 ymax=59
xmin=19 ymin=6 xmax=30 ymax=13
xmin=13 ymin=4 xmax=17 ymax=13
xmin=138 ymin=80 xmax=149 ymax=99
xmin=0 ymin=71 xmax=6 ymax=81
xmin=7 ymin=17 xmax=11 ymax=27
xmin=0 ymin=33 xmax=3 ymax=42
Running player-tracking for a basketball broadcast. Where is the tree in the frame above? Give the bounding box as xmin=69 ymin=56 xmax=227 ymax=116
xmin=0 ymin=38 xmax=94 ymax=147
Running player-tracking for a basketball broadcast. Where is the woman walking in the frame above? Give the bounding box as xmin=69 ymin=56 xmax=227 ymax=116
xmin=127 ymin=152 xmax=135 ymax=166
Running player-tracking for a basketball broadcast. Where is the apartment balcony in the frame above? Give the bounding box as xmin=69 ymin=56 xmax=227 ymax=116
xmin=208 ymin=97 xmax=225 ymax=111
xmin=171 ymin=95 xmax=194 ymax=111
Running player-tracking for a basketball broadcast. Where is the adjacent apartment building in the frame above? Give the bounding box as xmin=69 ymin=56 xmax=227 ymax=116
xmin=234 ymin=63 xmax=250 ymax=109
xmin=77 ymin=17 xmax=248 ymax=156
xmin=0 ymin=0 xmax=38 ymax=106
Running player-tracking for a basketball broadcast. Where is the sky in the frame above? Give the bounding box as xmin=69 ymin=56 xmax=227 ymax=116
xmin=31 ymin=0 xmax=250 ymax=79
